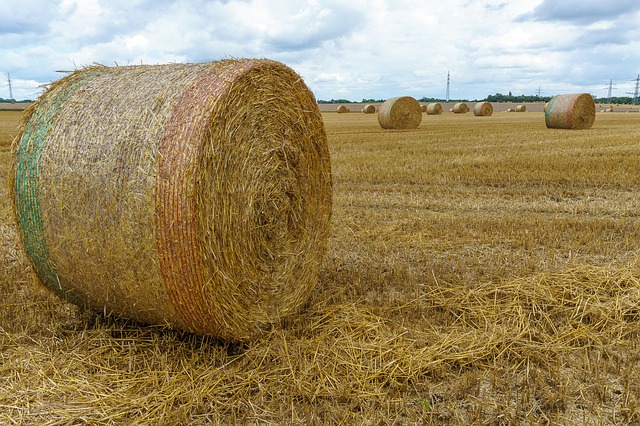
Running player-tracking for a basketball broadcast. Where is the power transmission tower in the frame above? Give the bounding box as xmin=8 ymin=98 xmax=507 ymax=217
xmin=629 ymin=74 xmax=640 ymax=105
xmin=445 ymin=71 xmax=450 ymax=102
xmin=7 ymin=73 xmax=15 ymax=103
xmin=602 ymin=79 xmax=616 ymax=103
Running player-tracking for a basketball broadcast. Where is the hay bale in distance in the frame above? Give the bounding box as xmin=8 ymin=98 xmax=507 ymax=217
xmin=10 ymin=59 xmax=333 ymax=341
xmin=377 ymin=96 xmax=422 ymax=129
xmin=420 ymin=104 xmax=427 ymax=112
xmin=426 ymin=102 xmax=443 ymax=115
xmin=545 ymin=93 xmax=596 ymax=130
xmin=337 ymin=105 xmax=349 ymax=113
xmin=473 ymin=102 xmax=493 ymax=116
xmin=515 ymin=104 xmax=526 ymax=112
xmin=362 ymin=104 xmax=376 ymax=114
xmin=452 ymin=102 xmax=469 ymax=113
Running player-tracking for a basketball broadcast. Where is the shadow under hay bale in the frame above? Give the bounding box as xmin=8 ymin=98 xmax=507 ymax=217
xmin=362 ymin=104 xmax=376 ymax=114
xmin=452 ymin=102 xmax=469 ymax=114
xmin=473 ymin=102 xmax=493 ymax=116
xmin=426 ymin=102 xmax=443 ymax=115
xmin=545 ymin=93 xmax=596 ymax=130
xmin=377 ymin=96 xmax=422 ymax=129
xmin=10 ymin=59 xmax=333 ymax=341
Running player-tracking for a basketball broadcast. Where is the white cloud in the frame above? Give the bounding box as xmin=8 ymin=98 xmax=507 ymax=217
xmin=0 ymin=0 xmax=639 ymax=101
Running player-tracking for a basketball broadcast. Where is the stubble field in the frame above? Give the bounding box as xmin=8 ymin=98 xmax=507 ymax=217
xmin=1 ymin=108 xmax=640 ymax=424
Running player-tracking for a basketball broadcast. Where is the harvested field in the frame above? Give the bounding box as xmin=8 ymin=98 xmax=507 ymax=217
xmin=2 ymin=110 xmax=640 ymax=424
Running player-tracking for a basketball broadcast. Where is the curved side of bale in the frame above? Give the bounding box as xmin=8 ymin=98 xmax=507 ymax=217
xmin=426 ymin=103 xmax=443 ymax=115
xmin=545 ymin=93 xmax=596 ymax=130
xmin=11 ymin=59 xmax=333 ymax=341
xmin=452 ymin=102 xmax=469 ymax=113
xmin=362 ymin=104 xmax=376 ymax=114
xmin=515 ymin=104 xmax=526 ymax=112
xmin=473 ymin=102 xmax=493 ymax=116
xmin=337 ymin=105 xmax=349 ymax=113
xmin=377 ymin=96 xmax=422 ymax=129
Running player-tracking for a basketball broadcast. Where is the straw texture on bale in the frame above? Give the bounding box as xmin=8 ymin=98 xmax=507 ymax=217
xmin=426 ymin=103 xmax=443 ymax=115
xmin=452 ymin=102 xmax=469 ymax=113
xmin=336 ymin=105 xmax=349 ymax=113
xmin=377 ymin=96 xmax=422 ymax=129
xmin=545 ymin=93 xmax=596 ymax=130
xmin=10 ymin=59 xmax=333 ymax=341
xmin=515 ymin=104 xmax=526 ymax=112
xmin=473 ymin=102 xmax=493 ymax=116
xmin=362 ymin=104 xmax=376 ymax=114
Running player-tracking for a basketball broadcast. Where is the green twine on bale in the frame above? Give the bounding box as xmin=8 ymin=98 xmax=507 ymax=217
xmin=12 ymin=69 xmax=104 ymax=306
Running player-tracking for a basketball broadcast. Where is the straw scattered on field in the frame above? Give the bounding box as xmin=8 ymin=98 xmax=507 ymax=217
xmin=2 ymin=111 xmax=640 ymax=424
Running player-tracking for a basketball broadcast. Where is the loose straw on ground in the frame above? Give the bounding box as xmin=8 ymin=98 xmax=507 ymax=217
xmin=377 ymin=96 xmax=422 ymax=129
xmin=545 ymin=93 xmax=596 ymax=130
xmin=10 ymin=59 xmax=333 ymax=341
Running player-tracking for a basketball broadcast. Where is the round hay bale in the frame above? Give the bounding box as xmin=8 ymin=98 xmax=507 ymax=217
xmin=336 ymin=105 xmax=349 ymax=113
xmin=506 ymin=108 xmax=516 ymax=112
xmin=426 ymin=102 xmax=443 ymax=115
xmin=10 ymin=59 xmax=332 ymax=341
xmin=362 ymin=104 xmax=376 ymax=114
xmin=377 ymin=96 xmax=422 ymax=129
xmin=473 ymin=102 xmax=493 ymax=116
xmin=452 ymin=102 xmax=469 ymax=113
xmin=515 ymin=104 xmax=526 ymax=112
xmin=544 ymin=93 xmax=596 ymax=130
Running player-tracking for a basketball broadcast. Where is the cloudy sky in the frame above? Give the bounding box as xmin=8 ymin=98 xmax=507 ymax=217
xmin=1 ymin=0 xmax=639 ymax=101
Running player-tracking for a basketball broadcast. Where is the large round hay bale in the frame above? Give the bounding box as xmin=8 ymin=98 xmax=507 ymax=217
xmin=377 ymin=96 xmax=422 ymax=129
xmin=337 ymin=105 xmax=349 ymax=113
xmin=10 ymin=59 xmax=332 ymax=341
xmin=545 ymin=93 xmax=596 ymax=130
xmin=515 ymin=104 xmax=526 ymax=112
xmin=426 ymin=102 xmax=443 ymax=115
xmin=473 ymin=102 xmax=493 ymax=116
xmin=362 ymin=104 xmax=376 ymax=114
xmin=452 ymin=102 xmax=469 ymax=113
